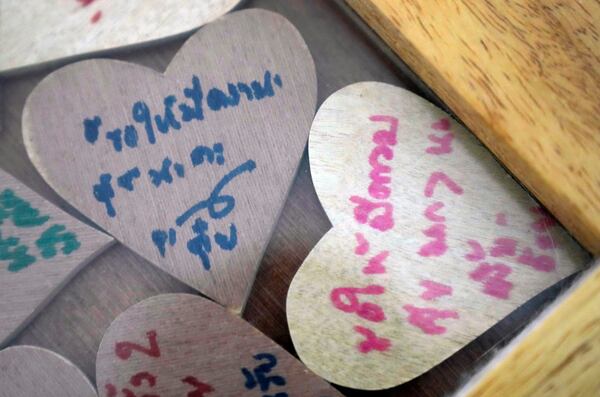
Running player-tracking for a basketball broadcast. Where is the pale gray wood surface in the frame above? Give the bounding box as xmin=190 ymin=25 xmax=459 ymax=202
xmin=0 ymin=1 xmax=583 ymax=396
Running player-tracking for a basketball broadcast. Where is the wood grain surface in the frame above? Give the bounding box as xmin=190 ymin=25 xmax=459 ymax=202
xmin=0 ymin=0 xmax=238 ymax=74
xmin=97 ymin=293 xmax=342 ymax=397
xmin=346 ymin=0 xmax=600 ymax=255
xmin=0 ymin=345 xmax=97 ymax=397
xmin=23 ymin=9 xmax=317 ymax=313
xmin=0 ymin=168 xmax=113 ymax=346
xmin=457 ymin=259 xmax=600 ymax=397
xmin=0 ymin=1 xmax=590 ymax=396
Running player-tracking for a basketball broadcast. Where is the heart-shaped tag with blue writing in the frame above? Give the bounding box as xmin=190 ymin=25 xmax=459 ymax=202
xmin=286 ymin=82 xmax=590 ymax=390
xmin=23 ymin=9 xmax=317 ymax=312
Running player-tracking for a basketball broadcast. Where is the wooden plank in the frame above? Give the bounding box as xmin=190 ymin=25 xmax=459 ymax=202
xmin=0 ymin=0 xmax=239 ymax=74
xmin=457 ymin=258 xmax=600 ymax=397
xmin=286 ymin=82 xmax=590 ymax=390
xmin=96 ymin=293 xmax=342 ymax=396
xmin=0 ymin=168 xmax=113 ymax=346
xmin=0 ymin=345 xmax=97 ymax=397
xmin=22 ymin=9 xmax=317 ymax=313
xmin=346 ymin=0 xmax=600 ymax=254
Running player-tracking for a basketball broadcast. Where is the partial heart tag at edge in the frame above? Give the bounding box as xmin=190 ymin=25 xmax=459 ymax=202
xmin=0 ymin=168 xmax=113 ymax=345
xmin=0 ymin=0 xmax=239 ymax=73
xmin=0 ymin=346 xmax=97 ymax=397
xmin=96 ymin=293 xmax=343 ymax=397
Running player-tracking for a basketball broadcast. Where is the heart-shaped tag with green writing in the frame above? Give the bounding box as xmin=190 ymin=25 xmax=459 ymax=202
xmin=0 ymin=168 xmax=112 ymax=346
xmin=96 ymin=294 xmax=342 ymax=397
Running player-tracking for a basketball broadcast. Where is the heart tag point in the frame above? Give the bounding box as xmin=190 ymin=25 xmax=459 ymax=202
xmin=23 ymin=9 xmax=317 ymax=312
xmin=96 ymin=293 xmax=342 ymax=397
xmin=287 ymin=82 xmax=590 ymax=390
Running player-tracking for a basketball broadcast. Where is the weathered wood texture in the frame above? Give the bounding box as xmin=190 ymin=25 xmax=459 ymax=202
xmin=346 ymin=0 xmax=600 ymax=255
xmin=23 ymin=9 xmax=317 ymax=313
xmin=457 ymin=259 xmax=600 ymax=397
xmin=97 ymin=294 xmax=342 ymax=397
xmin=0 ymin=0 xmax=238 ymax=73
xmin=0 ymin=1 xmax=587 ymax=396
xmin=0 ymin=345 xmax=97 ymax=397
xmin=0 ymin=169 xmax=113 ymax=346
xmin=287 ymin=82 xmax=589 ymax=390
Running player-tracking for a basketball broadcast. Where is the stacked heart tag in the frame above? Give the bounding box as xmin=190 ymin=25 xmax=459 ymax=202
xmin=96 ymin=293 xmax=343 ymax=396
xmin=0 ymin=346 xmax=97 ymax=397
xmin=23 ymin=9 xmax=317 ymax=312
xmin=0 ymin=0 xmax=239 ymax=73
xmin=286 ymin=82 xmax=590 ymax=390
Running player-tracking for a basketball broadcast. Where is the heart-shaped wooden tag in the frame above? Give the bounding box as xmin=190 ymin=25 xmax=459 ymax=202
xmin=0 ymin=169 xmax=113 ymax=346
xmin=23 ymin=9 xmax=317 ymax=312
xmin=286 ymin=82 xmax=590 ymax=390
xmin=96 ymin=293 xmax=342 ymax=397
xmin=0 ymin=345 xmax=97 ymax=397
xmin=0 ymin=0 xmax=238 ymax=73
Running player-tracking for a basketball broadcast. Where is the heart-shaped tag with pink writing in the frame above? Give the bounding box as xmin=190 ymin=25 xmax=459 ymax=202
xmin=96 ymin=294 xmax=343 ymax=397
xmin=23 ymin=9 xmax=317 ymax=312
xmin=286 ymin=82 xmax=590 ymax=390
